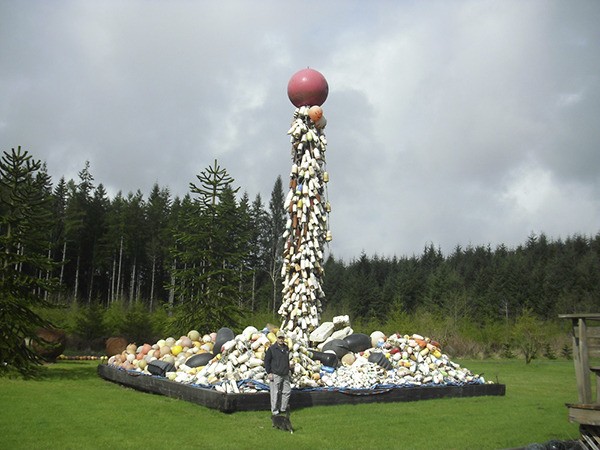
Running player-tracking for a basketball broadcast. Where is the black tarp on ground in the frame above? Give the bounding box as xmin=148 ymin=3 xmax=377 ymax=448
xmin=97 ymin=364 xmax=506 ymax=413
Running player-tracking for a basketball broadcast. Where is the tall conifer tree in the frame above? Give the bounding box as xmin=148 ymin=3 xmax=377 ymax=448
xmin=146 ymin=183 xmax=171 ymax=310
xmin=266 ymin=175 xmax=285 ymax=314
xmin=170 ymin=160 xmax=244 ymax=332
xmin=248 ymin=193 xmax=269 ymax=310
xmin=0 ymin=147 xmax=59 ymax=375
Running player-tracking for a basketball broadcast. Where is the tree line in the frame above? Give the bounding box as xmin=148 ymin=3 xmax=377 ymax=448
xmin=4 ymin=146 xmax=600 ymax=372
xmin=2 ymin=149 xmax=290 ymax=318
xmin=3 ymin=145 xmax=600 ymax=330
xmin=324 ymin=233 xmax=600 ymax=325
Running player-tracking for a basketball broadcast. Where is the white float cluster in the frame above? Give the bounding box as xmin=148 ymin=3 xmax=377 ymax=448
xmin=107 ymin=318 xmax=488 ymax=393
xmin=279 ymin=105 xmax=331 ymax=342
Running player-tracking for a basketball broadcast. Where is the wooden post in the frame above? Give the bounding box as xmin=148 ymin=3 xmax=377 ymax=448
xmin=579 ymin=317 xmax=593 ymax=403
xmin=570 ymin=317 xmax=582 ymax=403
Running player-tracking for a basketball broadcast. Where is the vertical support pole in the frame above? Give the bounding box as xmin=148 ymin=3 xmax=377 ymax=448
xmin=572 ymin=317 xmax=584 ymax=402
xmin=575 ymin=317 xmax=592 ymax=403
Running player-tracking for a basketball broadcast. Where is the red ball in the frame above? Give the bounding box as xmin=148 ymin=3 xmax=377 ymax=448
xmin=287 ymin=68 xmax=329 ymax=107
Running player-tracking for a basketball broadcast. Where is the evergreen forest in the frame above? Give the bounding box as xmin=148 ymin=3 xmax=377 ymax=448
xmin=2 ymin=146 xmax=600 ymax=367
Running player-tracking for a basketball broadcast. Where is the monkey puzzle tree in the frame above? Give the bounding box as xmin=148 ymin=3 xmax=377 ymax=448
xmin=170 ymin=160 xmax=247 ymax=333
xmin=0 ymin=146 xmax=60 ymax=375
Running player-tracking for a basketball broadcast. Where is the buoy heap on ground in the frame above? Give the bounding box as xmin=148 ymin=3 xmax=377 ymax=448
xmin=278 ymin=104 xmax=330 ymax=343
xmin=106 ymin=315 xmax=490 ymax=393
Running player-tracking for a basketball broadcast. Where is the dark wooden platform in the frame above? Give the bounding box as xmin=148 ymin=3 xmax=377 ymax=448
xmin=97 ymin=364 xmax=506 ymax=413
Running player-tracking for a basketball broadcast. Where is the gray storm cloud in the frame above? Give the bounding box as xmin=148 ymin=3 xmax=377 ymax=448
xmin=1 ymin=0 xmax=598 ymax=260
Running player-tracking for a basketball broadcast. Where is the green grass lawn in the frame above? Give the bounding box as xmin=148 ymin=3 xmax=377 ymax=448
xmin=0 ymin=359 xmax=582 ymax=449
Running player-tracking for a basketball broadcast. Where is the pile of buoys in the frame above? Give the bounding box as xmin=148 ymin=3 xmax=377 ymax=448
xmin=279 ymin=104 xmax=331 ymax=343
xmin=106 ymin=328 xmax=219 ymax=374
xmin=106 ymin=316 xmax=489 ymax=392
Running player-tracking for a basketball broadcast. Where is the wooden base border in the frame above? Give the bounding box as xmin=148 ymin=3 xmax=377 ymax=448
xmin=98 ymin=364 xmax=506 ymax=413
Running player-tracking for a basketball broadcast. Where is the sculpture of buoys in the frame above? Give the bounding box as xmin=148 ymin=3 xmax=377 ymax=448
xmin=279 ymin=68 xmax=332 ymax=343
xmin=102 ymin=71 xmax=492 ymax=397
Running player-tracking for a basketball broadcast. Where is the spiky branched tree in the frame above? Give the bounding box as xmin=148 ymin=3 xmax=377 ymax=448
xmin=170 ymin=160 xmax=248 ymax=332
xmin=0 ymin=147 xmax=60 ymax=375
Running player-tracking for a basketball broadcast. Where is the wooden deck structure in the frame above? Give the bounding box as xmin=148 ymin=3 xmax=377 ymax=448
xmin=560 ymin=313 xmax=600 ymax=449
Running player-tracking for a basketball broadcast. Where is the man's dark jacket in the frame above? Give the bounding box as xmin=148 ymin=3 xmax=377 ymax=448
xmin=264 ymin=341 xmax=290 ymax=376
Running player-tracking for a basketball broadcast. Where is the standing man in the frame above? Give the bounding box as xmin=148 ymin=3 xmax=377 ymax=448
xmin=264 ymin=330 xmax=292 ymax=416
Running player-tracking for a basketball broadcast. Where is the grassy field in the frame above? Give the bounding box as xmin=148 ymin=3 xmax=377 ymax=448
xmin=0 ymin=358 xmax=582 ymax=449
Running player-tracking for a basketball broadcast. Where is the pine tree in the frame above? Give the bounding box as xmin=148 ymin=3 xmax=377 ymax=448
xmin=0 ymin=147 xmax=60 ymax=375
xmin=236 ymin=191 xmax=253 ymax=308
xmin=345 ymin=252 xmax=370 ymax=318
xmin=146 ymin=183 xmax=171 ymax=311
xmin=170 ymin=160 xmax=244 ymax=332
xmin=51 ymin=177 xmax=68 ymax=301
xmin=322 ymin=254 xmax=346 ymax=314
xmin=123 ymin=190 xmax=147 ymax=306
xmin=86 ymin=183 xmax=110 ymax=304
xmin=218 ymin=186 xmax=251 ymax=309
xmin=103 ymin=192 xmax=127 ymax=304
xmin=34 ymin=163 xmax=56 ymax=301
xmin=166 ymin=195 xmax=184 ymax=312
xmin=248 ymin=193 xmax=269 ymax=311
xmin=266 ymin=175 xmax=285 ymax=314
xmin=63 ymin=162 xmax=95 ymax=303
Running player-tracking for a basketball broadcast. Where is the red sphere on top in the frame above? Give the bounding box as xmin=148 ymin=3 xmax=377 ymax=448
xmin=287 ymin=68 xmax=329 ymax=107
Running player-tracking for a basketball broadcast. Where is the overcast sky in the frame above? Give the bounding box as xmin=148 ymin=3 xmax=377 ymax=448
xmin=1 ymin=1 xmax=599 ymax=261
